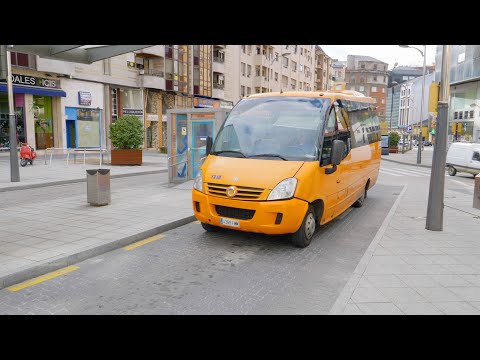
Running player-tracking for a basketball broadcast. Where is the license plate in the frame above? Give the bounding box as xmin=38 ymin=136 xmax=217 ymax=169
xmin=220 ymin=217 xmax=240 ymax=227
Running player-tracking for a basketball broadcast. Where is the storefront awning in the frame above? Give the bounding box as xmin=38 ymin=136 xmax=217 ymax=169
xmin=0 ymin=84 xmax=66 ymax=97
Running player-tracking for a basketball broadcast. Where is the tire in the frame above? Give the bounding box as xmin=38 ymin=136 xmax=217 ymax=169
xmin=290 ymin=205 xmax=316 ymax=248
xmin=448 ymin=166 xmax=457 ymax=176
xmin=352 ymin=184 xmax=368 ymax=208
xmin=20 ymin=158 xmax=27 ymax=167
xmin=201 ymin=222 xmax=220 ymax=232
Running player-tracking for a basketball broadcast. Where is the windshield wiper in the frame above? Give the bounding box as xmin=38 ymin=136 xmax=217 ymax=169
xmin=248 ymin=154 xmax=287 ymax=161
xmin=210 ymin=150 xmax=246 ymax=158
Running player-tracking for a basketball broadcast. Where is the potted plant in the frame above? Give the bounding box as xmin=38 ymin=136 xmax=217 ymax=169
xmin=389 ymin=131 xmax=400 ymax=153
xmin=109 ymin=115 xmax=144 ymax=165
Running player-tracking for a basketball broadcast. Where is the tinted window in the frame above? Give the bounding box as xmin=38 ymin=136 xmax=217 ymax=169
xmin=342 ymin=100 xmax=380 ymax=148
xmin=473 ymin=151 xmax=480 ymax=161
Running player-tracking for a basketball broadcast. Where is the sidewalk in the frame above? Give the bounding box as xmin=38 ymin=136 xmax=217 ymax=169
xmin=330 ymin=177 xmax=480 ymax=314
xmin=0 ymin=150 xmax=168 ymax=191
xmin=0 ymin=173 xmax=195 ymax=289
xmin=381 ymin=146 xmax=434 ymax=168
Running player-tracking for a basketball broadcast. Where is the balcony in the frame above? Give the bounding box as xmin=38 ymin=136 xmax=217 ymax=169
xmin=139 ymin=69 xmax=165 ymax=90
xmin=253 ymin=76 xmax=268 ymax=88
xmin=213 ymin=58 xmax=225 ymax=74
xmin=254 ymin=54 xmax=271 ymax=67
xmin=135 ymin=45 xmax=165 ymax=58
xmin=212 ymin=83 xmax=224 ymax=99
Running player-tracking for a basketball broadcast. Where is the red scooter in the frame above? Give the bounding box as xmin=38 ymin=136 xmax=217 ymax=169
xmin=19 ymin=142 xmax=37 ymax=167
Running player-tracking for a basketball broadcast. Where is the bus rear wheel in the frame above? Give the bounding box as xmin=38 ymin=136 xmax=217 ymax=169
xmin=353 ymin=184 xmax=368 ymax=208
xmin=291 ymin=205 xmax=315 ymax=248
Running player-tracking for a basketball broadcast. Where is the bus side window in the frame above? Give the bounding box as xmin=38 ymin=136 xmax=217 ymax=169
xmin=335 ymin=104 xmax=351 ymax=159
xmin=321 ymin=108 xmax=337 ymax=166
xmin=473 ymin=151 xmax=480 ymax=162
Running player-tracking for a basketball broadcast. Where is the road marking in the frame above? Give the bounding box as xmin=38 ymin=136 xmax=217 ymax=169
xmin=450 ymin=179 xmax=473 ymax=188
xmin=123 ymin=234 xmax=166 ymax=251
xmin=379 ymin=169 xmax=402 ymax=177
xmin=6 ymin=266 xmax=79 ymax=292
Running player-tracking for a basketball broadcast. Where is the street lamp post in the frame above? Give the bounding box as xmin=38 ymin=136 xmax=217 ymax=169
xmin=389 ymin=81 xmax=398 ymax=135
xmin=399 ymin=45 xmax=426 ymax=164
xmin=426 ymin=45 xmax=451 ymax=231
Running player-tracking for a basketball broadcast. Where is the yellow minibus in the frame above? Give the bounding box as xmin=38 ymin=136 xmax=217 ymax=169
xmin=192 ymin=88 xmax=381 ymax=247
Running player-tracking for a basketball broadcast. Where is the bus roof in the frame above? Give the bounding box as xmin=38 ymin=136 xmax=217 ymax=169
xmin=246 ymin=90 xmax=374 ymax=103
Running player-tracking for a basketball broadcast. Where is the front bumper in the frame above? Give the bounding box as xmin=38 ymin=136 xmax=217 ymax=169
xmin=192 ymin=189 xmax=308 ymax=235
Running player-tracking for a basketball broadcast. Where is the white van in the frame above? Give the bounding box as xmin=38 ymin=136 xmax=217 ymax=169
xmin=446 ymin=142 xmax=480 ymax=176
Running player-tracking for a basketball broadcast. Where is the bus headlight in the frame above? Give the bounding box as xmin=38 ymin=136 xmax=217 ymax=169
xmin=267 ymin=178 xmax=297 ymax=201
xmin=193 ymin=170 xmax=203 ymax=192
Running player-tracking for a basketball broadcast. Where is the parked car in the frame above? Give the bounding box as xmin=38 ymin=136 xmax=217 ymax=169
xmin=424 ymin=141 xmax=433 ymax=146
xmin=446 ymin=142 xmax=480 ymax=176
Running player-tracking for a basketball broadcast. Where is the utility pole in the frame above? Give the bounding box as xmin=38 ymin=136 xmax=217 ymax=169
xmin=426 ymin=45 xmax=451 ymax=231
xmin=1 ymin=45 xmax=20 ymax=182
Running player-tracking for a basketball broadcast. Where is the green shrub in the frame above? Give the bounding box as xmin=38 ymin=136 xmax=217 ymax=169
xmin=389 ymin=132 xmax=400 ymax=147
xmin=109 ymin=115 xmax=144 ymax=150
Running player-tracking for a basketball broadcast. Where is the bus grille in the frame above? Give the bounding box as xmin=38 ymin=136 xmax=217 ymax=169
xmin=206 ymin=183 xmax=264 ymax=200
xmin=215 ymin=205 xmax=255 ymax=220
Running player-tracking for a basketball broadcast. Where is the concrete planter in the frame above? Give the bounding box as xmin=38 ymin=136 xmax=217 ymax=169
xmin=389 ymin=147 xmax=398 ymax=153
xmin=111 ymin=149 xmax=142 ymax=165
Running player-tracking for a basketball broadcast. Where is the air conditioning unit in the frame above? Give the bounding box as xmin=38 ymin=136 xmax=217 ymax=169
xmin=139 ymin=69 xmax=145 ymax=75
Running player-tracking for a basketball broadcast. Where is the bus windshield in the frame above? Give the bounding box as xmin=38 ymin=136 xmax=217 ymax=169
xmin=211 ymin=96 xmax=331 ymax=161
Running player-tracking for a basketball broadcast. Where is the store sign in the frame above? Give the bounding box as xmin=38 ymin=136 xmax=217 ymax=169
xmin=78 ymin=91 xmax=92 ymax=106
xmin=9 ymin=74 xmax=60 ymax=88
xmin=147 ymin=113 xmax=159 ymax=121
xmin=123 ymin=109 xmax=143 ymax=116
xmin=193 ymin=97 xmax=219 ymax=108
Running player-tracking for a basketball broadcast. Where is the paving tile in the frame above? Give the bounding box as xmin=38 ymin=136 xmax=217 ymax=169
xmin=364 ymin=262 xmax=418 ymax=275
xmin=411 ymin=264 xmax=454 ymax=275
xmin=442 ymin=264 xmax=480 ymax=274
xmin=432 ymin=302 xmax=480 ymax=315
xmin=395 ymin=302 xmax=444 ymax=315
xmin=400 ymin=255 xmax=435 ymax=265
xmin=409 ymin=247 xmax=446 ymax=255
xmin=3 ymin=247 xmax=43 ymax=257
xmin=32 ymin=240 xmax=66 ymax=250
xmin=356 ymin=302 xmax=404 ymax=315
xmin=397 ymin=274 xmax=439 ymax=288
xmin=351 ymin=287 xmax=390 ymax=303
xmin=364 ymin=275 xmax=408 ymax=288
xmin=24 ymin=249 xmax=63 ymax=262
xmin=425 ymin=255 xmax=461 ymax=265
xmin=12 ymin=237 xmax=50 ymax=247
xmin=460 ymin=275 xmax=480 ymax=286
xmin=447 ymin=287 xmax=480 ymax=302
xmin=429 ymin=274 xmax=472 ymax=287
xmin=356 ymin=278 xmax=373 ymax=288
xmin=414 ymin=287 xmax=463 ymax=302
xmin=372 ymin=246 xmax=393 ymax=256
xmin=378 ymin=287 xmax=428 ymax=304
xmin=468 ymin=302 xmax=480 ymax=311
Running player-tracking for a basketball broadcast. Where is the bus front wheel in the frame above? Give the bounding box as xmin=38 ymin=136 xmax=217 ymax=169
xmin=291 ymin=205 xmax=315 ymax=248
xmin=201 ymin=222 xmax=220 ymax=232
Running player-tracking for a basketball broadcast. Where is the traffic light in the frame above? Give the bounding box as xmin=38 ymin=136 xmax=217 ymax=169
xmin=428 ymin=82 xmax=440 ymax=113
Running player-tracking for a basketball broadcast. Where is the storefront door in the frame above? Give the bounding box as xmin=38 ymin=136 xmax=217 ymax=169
xmin=33 ymin=95 xmax=54 ymax=149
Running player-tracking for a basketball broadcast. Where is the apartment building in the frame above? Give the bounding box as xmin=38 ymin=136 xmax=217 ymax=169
xmin=332 ymin=60 xmax=346 ymax=86
xmin=314 ymin=46 xmax=333 ymax=91
xmin=224 ymin=45 xmax=316 ymax=104
xmin=345 ymin=55 xmax=389 ymax=122
xmin=0 ymin=45 xmax=232 ymax=152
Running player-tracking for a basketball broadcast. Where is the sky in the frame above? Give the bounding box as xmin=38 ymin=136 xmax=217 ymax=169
xmin=320 ymin=45 xmax=437 ymax=70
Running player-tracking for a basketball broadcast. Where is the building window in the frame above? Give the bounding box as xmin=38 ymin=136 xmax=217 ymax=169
xmin=10 ymin=52 xmax=36 ymax=69
xmin=256 ymin=46 xmax=261 ymax=55
xmin=247 ymin=64 xmax=251 ymax=77
xmin=382 ymin=87 xmax=385 ymax=93
xmin=247 ymin=87 xmax=251 ymax=95
xmin=299 ymin=64 xmax=303 ymax=72
xmin=359 ymin=86 xmax=365 ymax=92
xmin=111 ymin=88 xmax=118 ymax=121
xmin=275 ymin=72 xmax=278 ymax=81
xmin=470 ymin=110 xmax=474 ymax=118
xmin=373 ymin=76 xmax=377 ymax=81
xmin=275 ymin=52 xmax=279 ymax=61
xmin=372 ymin=86 xmax=377 ymax=92
xmin=373 ymin=98 xmax=377 ymax=103
xmin=292 ymin=61 xmax=297 ymax=72
xmin=381 ymin=98 xmax=385 ymax=104
xmin=241 ymin=62 xmax=246 ymax=76
xmin=247 ymin=45 xmax=252 ymax=55
xmin=241 ymin=45 xmax=246 ymax=53
xmin=241 ymin=86 xmax=245 ymax=97
xmin=299 ymin=82 xmax=302 ymax=90
xmin=255 ymin=87 xmax=260 ymax=93
xmin=459 ymin=111 xmax=463 ymax=119
xmin=256 ymin=66 xmax=260 ymax=77
xmin=464 ymin=111 xmax=469 ymax=119
xmin=454 ymin=111 xmax=458 ymax=119
xmin=282 ymin=57 xmax=289 ymax=68
xmin=383 ymin=76 xmax=386 ymax=82
xmin=361 ymin=63 xmax=365 ymax=69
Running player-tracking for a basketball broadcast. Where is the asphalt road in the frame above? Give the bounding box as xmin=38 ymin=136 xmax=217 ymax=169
xmin=0 ymin=178 xmax=402 ymax=314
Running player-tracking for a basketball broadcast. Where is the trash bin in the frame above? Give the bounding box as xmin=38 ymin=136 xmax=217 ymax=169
xmin=86 ymin=169 xmax=111 ymax=206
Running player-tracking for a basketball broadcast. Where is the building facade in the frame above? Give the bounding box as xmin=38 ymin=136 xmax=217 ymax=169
xmin=345 ymin=55 xmax=389 ymax=122
xmin=435 ymin=45 xmax=480 ymax=143
xmin=224 ymin=45 xmax=316 ymax=105
xmin=314 ymin=46 xmax=333 ymax=91
xmin=0 ymin=45 xmax=233 ymax=152
xmin=332 ymin=60 xmax=346 ymax=87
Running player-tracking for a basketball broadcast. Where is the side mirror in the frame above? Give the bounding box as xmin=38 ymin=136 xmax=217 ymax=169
xmin=325 ymin=140 xmax=344 ymax=175
xmin=206 ymin=136 xmax=213 ymax=156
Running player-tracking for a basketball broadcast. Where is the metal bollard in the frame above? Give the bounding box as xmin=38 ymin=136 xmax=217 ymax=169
xmin=86 ymin=169 xmax=111 ymax=206
xmin=474 ymin=173 xmax=480 ymax=210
